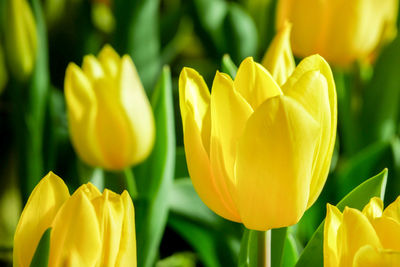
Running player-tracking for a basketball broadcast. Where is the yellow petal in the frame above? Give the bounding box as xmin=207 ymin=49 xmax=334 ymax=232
xmin=235 ymin=95 xmax=319 ymax=230
xmin=362 ymin=197 xmax=384 ymax=221
xmin=337 ymin=207 xmax=382 ymax=266
xmin=49 ymin=187 xmax=101 ymax=266
xmin=283 ymin=55 xmax=337 ymax=208
xmin=373 ymin=217 xmax=400 ymax=251
xmin=354 ymin=245 xmax=400 ymax=267
xmin=119 ymin=55 xmax=155 ymax=165
xmin=383 ymin=196 xmax=400 ymax=223
xmin=234 ymin=57 xmax=282 ymax=110
xmin=13 ymin=172 xmax=70 ymax=267
xmin=261 ymin=21 xmax=295 ymax=86
xmin=324 ymin=204 xmax=343 ymax=267
xmin=276 ymin=0 xmax=327 ymax=60
xmin=82 ymin=55 xmax=105 ymax=81
xmin=209 ymin=71 xmax=252 ymax=219
xmin=182 ymin=106 xmax=240 ymax=222
xmin=92 ymin=76 xmax=135 ymax=170
xmin=179 ymin=67 xmax=211 ymax=153
xmin=65 ymin=63 xmax=105 ymax=167
xmin=115 ymin=191 xmax=137 ymax=267
xmin=91 ymin=189 xmax=125 ymax=266
xmin=98 ymin=44 xmax=121 ymax=78
xmin=77 ymin=182 xmax=102 ymax=200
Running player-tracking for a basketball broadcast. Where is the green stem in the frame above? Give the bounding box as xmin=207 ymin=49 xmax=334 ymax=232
xmin=258 ymin=230 xmax=271 ymax=267
xmin=124 ymin=168 xmax=138 ymax=199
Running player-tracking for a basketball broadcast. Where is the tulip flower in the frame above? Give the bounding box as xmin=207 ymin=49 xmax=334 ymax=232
xmin=325 ymin=197 xmax=400 ymax=266
xmin=13 ymin=172 xmax=136 ymax=267
xmin=179 ymin=26 xmax=337 ymax=231
xmin=276 ymin=0 xmax=399 ymax=66
xmin=4 ymin=0 xmax=37 ymax=81
xmin=65 ymin=45 xmax=155 ymax=170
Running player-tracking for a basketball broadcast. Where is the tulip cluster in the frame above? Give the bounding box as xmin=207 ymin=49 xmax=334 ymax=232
xmin=13 ymin=172 xmax=136 ymax=267
xmin=325 ymin=197 xmax=400 ymax=266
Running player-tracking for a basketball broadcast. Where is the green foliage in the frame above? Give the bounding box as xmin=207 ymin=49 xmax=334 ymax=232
xmin=30 ymin=228 xmax=51 ymax=267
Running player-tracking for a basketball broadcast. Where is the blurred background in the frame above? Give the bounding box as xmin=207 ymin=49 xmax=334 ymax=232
xmin=0 ymin=0 xmax=399 ymax=266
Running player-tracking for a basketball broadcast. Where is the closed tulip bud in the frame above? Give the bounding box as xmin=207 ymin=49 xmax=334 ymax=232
xmin=4 ymin=0 xmax=37 ymax=81
xmin=13 ymin=172 xmax=136 ymax=267
xmin=179 ymin=27 xmax=337 ymax=230
xmin=65 ymin=45 xmax=155 ymax=170
xmin=325 ymin=197 xmax=400 ymax=266
xmin=276 ymin=0 xmax=399 ymax=66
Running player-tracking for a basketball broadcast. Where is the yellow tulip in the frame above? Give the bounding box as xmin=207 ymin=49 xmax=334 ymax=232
xmin=13 ymin=172 xmax=136 ymax=267
xmin=325 ymin=197 xmax=400 ymax=267
xmin=65 ymin=45 xmax=155 ymax=170
xmin=276 ymin=0 xmax=399 ymax=66
xmin=179 ymin=25 xmax=337 ymax=231
xmin=4 ymin=0 xmax=37 ymax=81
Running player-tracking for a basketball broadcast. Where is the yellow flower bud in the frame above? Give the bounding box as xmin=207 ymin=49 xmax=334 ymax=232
xmin=4 ymin=0 xmax=37 ymax=81
xmin=65 ymin=45 xmax=155 ymax=170
xmin=13 ymin=172 xmax=136 ymax=267
xmin=276 ymin=0 xmax=399 ymax=66
xmin=324 ymin=197 xmax=400 ymax=267
xmin=179 ymin=27 xmax=337 ymax=231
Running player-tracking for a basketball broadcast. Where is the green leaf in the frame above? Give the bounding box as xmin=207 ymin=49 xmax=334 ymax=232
xmin=134 ymin=66 xmax=176 ymax=267
xmin=281 ymin=232 xmax=299 ymax=267
xmin=30 ymin=228 xmax=51 ymax=267
xmin=271 ymin=228 xmax=288 ymax=267
xmin=361 ymin=35 xmax=400 ymax=145
xmin=114 ymin=0 xmax=161 ymax=92
xmin=295 ymin=169 xmax=388 ymax=267
xmin=221 ymin=54 xmax=238 ymax=79
xmin=169 ymin=215 xmax=239 ymax=267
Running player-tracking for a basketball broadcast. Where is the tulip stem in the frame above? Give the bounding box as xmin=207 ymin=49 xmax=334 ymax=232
xmin=258 ymin=230 xmax=271 ymax=267
xmin=124 ymin=168 xmax=138 ymax=199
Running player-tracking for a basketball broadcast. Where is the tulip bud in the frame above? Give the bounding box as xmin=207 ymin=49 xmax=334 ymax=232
xmin=13 ymin=172 xmax=136 ymax=267
xmin=4 ymin=0 xmax=37 ymax=81
xmin=65 ymin=45 xmax=155 ymax=170
xmin=324 ymin=197 xmax=400 ymax=266
xmin=179 ymin=27 xmax=337 ymax=231
xmin=276 ymin=0 xmax=399 ymax=66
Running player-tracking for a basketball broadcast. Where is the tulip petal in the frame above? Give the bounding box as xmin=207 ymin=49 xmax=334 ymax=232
xmin=324 ymin=204 xmax=343 ymax=267
xmin=82 ymin=55 xmax=105 ymax=81
xmin=235 ymin=95 xmax=319 ymax=230
xmin=261 ymin=22 xmax=295 ymax=86
xmin=119 ymin=56 xmax=155 ymax=165
xmin=65 ymin=63 xmax=105 ymax=167
xmin=362 ymin=197 xmax=384 ymax=221
xmin=372 ymin=217 xmax=400 ymax=251
xmin=182 ymin=106 xmax=241 ymax=222
xmin=13 ymin=172 xmax=70 ymax=267
xmin=383 ymin=196 xmax=400 ymax=222
xmin=337 ymin=207 xmax=381 ymax=266
xmin=98 ymin=44 xmax=121 ymax=78
xmin=283 ymin=55 xmax=337 ymax=208
xmin=92 ymin=76 xmax=136 ymax=170
xmin=209 ymin=71 xmax=252 ymax=218
xmin=179 ymin=67 xmax=211 ymax=153
xmin=115 ymin=191 xmax=137 ymax=267
xmin=353 ymin=245 xmax=400 ymax=267
xmin=234 ymin=57 xmax=282 ymax=110
xmin=49 ymin=187 xmax=102 ymax=267
xmin=91 ymin=189 xmax=125 ymax=266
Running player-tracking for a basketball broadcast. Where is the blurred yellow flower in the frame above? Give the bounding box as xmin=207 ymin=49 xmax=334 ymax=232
xmin=4 ymin=0 xmax=37 ymax=81
xmin=276 ymin=0 xmax=399 ymax=66
xmin=179 ymin=25 xmax=337 ymax=231
xmin=13 ymin=172 xmax=136 ymax=267
xmin=325 ymin=197 xmax=400 ymax=267
xmin=65 ymin=45 xmax=155 ymax=170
